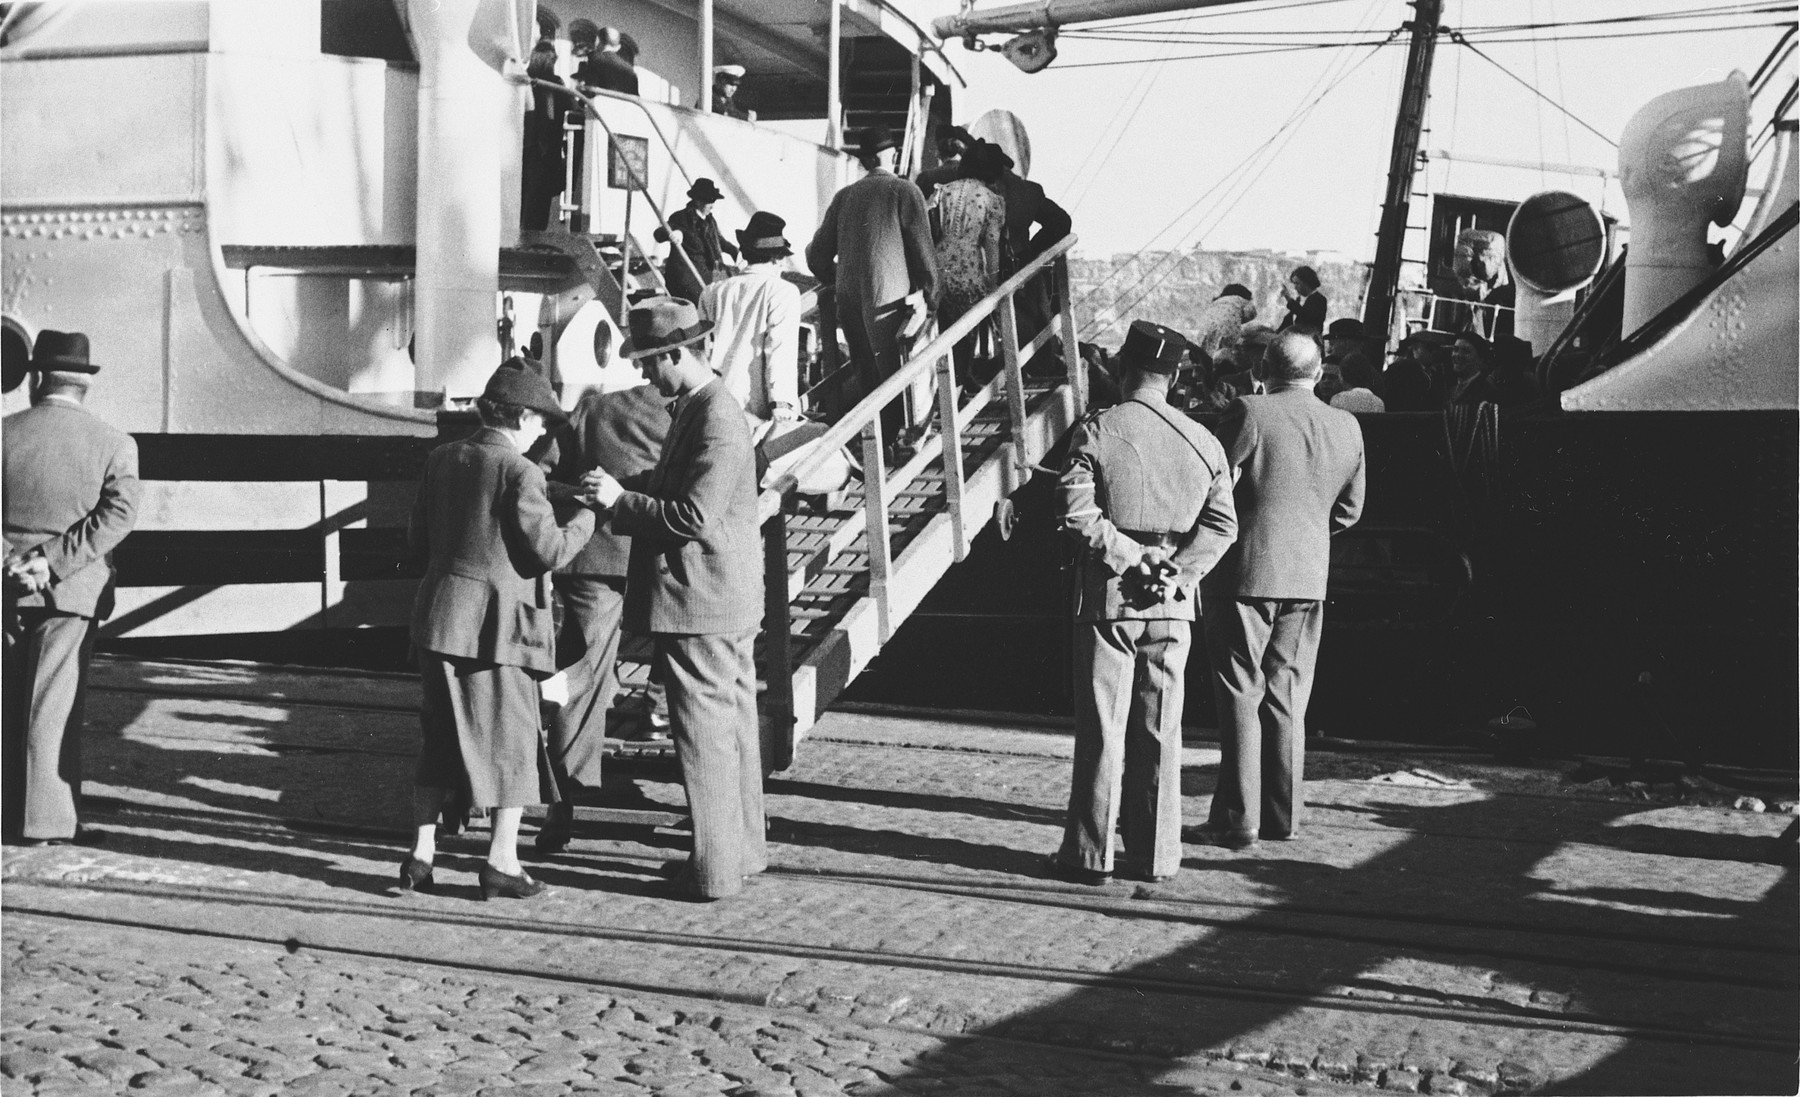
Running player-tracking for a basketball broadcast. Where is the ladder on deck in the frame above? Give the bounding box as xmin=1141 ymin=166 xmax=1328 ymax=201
xmin=609 ymin=236 xmax=1086 ymax=768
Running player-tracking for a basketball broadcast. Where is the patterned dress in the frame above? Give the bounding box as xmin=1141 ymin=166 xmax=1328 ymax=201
xmin=933 ymin=178 xmax=1005 ymax=319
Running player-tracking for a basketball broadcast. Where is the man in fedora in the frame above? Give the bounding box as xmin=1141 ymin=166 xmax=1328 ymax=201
xmin=1201 ymin=332 xmax=1364 ymax=851
xmin=585 ymin=298 xmax=765 ymax=901
xmin=656 ymin=178 xmax=737 ymax=306
xmin=699 ymin=211 xmax=801 ymax=430
xmin=3 ymin=330 xmax=140 ymax=846
xmin=806 ymin=124 xmax=937 ymax=451
xmin=1047 ymin=320 xmax=1237 ymax=886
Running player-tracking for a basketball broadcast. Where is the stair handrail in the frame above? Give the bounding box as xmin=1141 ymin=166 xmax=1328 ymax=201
xmin=536 ymin=78 xmax=710 ymax=299
xmin=757 ymin=231 xmax=1080 ymax=522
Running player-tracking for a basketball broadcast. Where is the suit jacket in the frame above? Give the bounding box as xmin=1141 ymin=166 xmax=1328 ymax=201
xmin=2 ymin=397 xmax=140 ymax=619
xmin=657 ymin=205 xmax=736 ymax=300
xmin=576 ymin=51 xmax=639 ymax=95
xmin=699 ymin=266 xmax=802 ymax=419
xmin=806 ymin=169 xmax=938 ymax=310
xmin=1058 ymin=394 xmax=1237 ymax=622
xmin=612 ymin=379 xmax=762 ymax=635
xmin=994 ymin=171 xmax=1071 ymax=272
xmin=536 ymin=384 xmax=670 ymax=578
xmin=409 ymin=427 xmax=595 ymax=671
xmin=1204 ymin=385 xmax=1365 ymax=601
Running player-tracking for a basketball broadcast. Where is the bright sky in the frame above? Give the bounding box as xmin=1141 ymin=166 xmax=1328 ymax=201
xmin=929 ymin=0 xmax=1795 ymax=261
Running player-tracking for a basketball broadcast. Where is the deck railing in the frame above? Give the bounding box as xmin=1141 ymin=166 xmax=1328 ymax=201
xmin=755 ymin=234 xmax=1083 ymax=766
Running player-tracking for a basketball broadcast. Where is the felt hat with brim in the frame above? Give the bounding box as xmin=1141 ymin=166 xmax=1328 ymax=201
xmin=1115 ymin=320 xmax=1187 ymax=374
xmin=31 ymin=330 xmax=99 ymax=373
xmin=736 ymin=211 xmax=792 ymax=258
xmin=687 ymin=178 xmax=725 ymax=203
xmin=850 ymin=125 xmax=900 ymax=157
xmin=1327 ymin=318 xmax=1365 ymax=340
xmin=621 ymin=296 xmax=712 ymax=359
xmin=483 ymin=359 xmax=566 ymax=420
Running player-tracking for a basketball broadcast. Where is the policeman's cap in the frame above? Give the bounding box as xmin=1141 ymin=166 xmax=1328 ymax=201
xmin=1115 ymin=320 xmax=1187 ymax=374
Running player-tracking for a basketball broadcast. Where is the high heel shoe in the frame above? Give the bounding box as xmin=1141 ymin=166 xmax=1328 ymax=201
xmin=478 ymin=864 xmax=546 ymax=901
xmin=398 ymin=856 xmax=436 ymax=895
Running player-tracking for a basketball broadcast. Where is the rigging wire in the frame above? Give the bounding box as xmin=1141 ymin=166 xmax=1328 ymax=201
xmin=1058 ymin=20 xmax=1796 ymax=50
xmin=1059 ymin=36 xmax=1177 ymax=212
xmin=1064 ymin=6 xmax=1796 ymax=40
xmin=1063 ymin=12 xmax=1200 ymax=215
xmin=1079 ymin=19 xmax=1397 ymax=333
xmin=1445 ymin=29 xmax=1617 ymax=147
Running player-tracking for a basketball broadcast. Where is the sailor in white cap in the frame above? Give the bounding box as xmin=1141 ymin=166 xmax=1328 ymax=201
xmin=707 ymin=64 xmax=750 ymax=119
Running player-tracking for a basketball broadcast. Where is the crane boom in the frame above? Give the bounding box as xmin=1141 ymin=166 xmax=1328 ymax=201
xmin=932 ymin=0 xmax=1246 ymax=40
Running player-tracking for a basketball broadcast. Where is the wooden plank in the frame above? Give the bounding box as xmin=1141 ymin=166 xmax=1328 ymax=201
xmin=134 ymin=481 xmax=322 ymax=532
xmin=100 ymin=583 xmax=325 ymax=638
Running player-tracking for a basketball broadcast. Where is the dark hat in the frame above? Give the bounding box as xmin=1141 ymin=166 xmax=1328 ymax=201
xmin=687 ymin=177 xmax=725 ymax=203
xmin=621 ymin=296 xmax=712 ymax=359
xmin=735 ymin=211 xmax=791 ymax=258
xmin=482 ymin=360 xmax=565 ymax=420
xmin=1327 ymin=318 xmax=1365 ymax=340
xmin=850 ymin=125 xmax=900 ymax=157
xmin=1218 ymin=283 xmax=1252 ymax=301
xmin=30 ymin=330 xmax=98 ymax=374
xmin=1115 ymin=320 xmax=1187 ymax=374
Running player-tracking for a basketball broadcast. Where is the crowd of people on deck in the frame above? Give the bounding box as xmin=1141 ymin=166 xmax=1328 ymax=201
xmin=3 ymin=76 xmax=1535 ymax=907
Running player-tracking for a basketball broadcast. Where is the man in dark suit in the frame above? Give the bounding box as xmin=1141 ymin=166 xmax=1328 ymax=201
xmin=994 ymin=167 xmax=1072 ymax=375
xmin=532 ymin=381 xmax=671 ymax=852
xmin=1202 ymin=332 xmax=1365 ymax=849
xmin=3 ymin=331 xmax=140 ymax=845
xmin=807 ymin=125 xmax=938 ymax=448
xmin=572 ymin=22 xmax=639 ymax=96
xmin=1048 ymin=321 xmax=1237 ymax=885
xmin=587 ymin=298 xmax=765 ymax=901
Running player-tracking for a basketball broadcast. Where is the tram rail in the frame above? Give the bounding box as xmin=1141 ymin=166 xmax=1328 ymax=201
xmin=5 ymin=876 xmax=1792 ymax=1056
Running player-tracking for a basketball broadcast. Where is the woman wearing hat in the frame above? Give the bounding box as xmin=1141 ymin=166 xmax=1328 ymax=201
xmin=699 ymin=210 xmax=802 ymax=426
xmin=401 ymin=362 xmax=597 ymax=901
xmin=656 ymin=178 xmax=738 ymax=305
xmin=933 ymin=140 xmax=1011 ymax=392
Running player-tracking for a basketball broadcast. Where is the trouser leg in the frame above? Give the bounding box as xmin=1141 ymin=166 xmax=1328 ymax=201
xmin=1258 ymin=600 xmax=1325 ymax=837
xmin=660 ymin=630 xmax=763 ymax=896
xmin=549 ymin=575 xmax=624 ymax=790
xmin=1204 ymin=598 xmax=1275 ymax=837
xmin=16 ymin=610 xmax=92 ymax=841
xmin=1059 ymin=621 xmax=1135 ymax=873
xmin=851 ymin=299 xmax=910 ymax=443
xmin=1120 ymin=619 xmax=1191 ymax=877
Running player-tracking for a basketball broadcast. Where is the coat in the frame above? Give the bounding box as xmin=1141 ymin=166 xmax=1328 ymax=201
xmin=536 ymin=384 xmax=670 ymax=578
xmin=409 ymin=427 xmax=595 ymax=671
xmin=612 ymin=379 xmax=763 ymax=635
xmin=2 ymin=397 xmax=140 ymax=619
xmin=699 ymin=266 xmax=802 ymax=420
xmin=1058 ymin=394 xmax=1238 ymax=622
xmin=806 ymin=169 xmax=938 ymax=311
xmin=658 ymin=205 xmax=736 ymax=303
xmin=1203 ymin=385 xmax=1366 ymax=601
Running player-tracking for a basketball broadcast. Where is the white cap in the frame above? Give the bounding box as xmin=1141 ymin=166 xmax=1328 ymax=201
xmin=714 ymin=64 xmax=746 ymax=80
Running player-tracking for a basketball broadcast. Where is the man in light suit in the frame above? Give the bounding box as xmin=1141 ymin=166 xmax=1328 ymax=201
xmin=806 ymin=125 xmax=938 ymax=449
xmin=1202 ymin=332 xmax=1364 ymax=850
xmin=3 ymin=331 xmax=140 ymax=845
xmin=587 ymin=298 xmax=765 ymax=901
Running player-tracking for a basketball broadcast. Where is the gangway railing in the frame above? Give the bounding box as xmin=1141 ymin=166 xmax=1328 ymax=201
xmin=753 ymin=233 xmax=1084 ymax=767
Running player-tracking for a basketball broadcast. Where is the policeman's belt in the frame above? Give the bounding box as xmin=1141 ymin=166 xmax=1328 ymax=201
xmin=1120 ymin=530 xmax=1180 ymax=548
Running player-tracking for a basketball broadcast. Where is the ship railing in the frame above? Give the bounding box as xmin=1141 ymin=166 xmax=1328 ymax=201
xmin=753 ymin=233 xmax=1083 ymax=762
xmin=1397 ymin=288 xmax=1515 ymax=340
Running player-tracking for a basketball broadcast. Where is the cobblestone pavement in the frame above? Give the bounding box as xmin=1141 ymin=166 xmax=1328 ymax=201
xmin=4 ymin=660 xmax=1796 ymax=1096
xmin=2 ymin=913 xmax=1348 ymax=1097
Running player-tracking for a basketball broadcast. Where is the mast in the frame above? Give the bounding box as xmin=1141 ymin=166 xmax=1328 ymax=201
xmin=1361 ymin=0 xmax=1441 ymax=346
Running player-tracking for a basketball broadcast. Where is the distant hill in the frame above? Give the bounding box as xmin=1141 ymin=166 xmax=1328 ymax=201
xmin=1068 ymin=248 xmax=1372 ymax=349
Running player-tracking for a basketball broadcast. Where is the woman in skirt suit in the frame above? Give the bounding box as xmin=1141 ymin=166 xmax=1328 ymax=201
xmin=401 ymin=363 xmax=597 ymax=900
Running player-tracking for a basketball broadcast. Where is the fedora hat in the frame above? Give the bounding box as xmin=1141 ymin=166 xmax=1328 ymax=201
xmin=1327 ymin=318 xmax=1365 ymax=340
xmin=482 ymin=359 xmax=566 ymax=420
xmin=735 ymin=211 xmax=791 ymax=258
xmin=621 ymin=296 xmax=712 ymax=360
xmin=30 ymin=330 xmax=99 ymax=374
xmin=849 ymin=124 xmax=899 ymax=158
xmin=1114 ymin=320 xmax=1187 ymax=374
xmin=687 ymin=177 xmax=725 ymax=204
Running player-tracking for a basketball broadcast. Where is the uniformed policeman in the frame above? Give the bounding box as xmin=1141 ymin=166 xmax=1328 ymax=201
xmin=1047 ymin=320 xmax=1238 ymax=885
